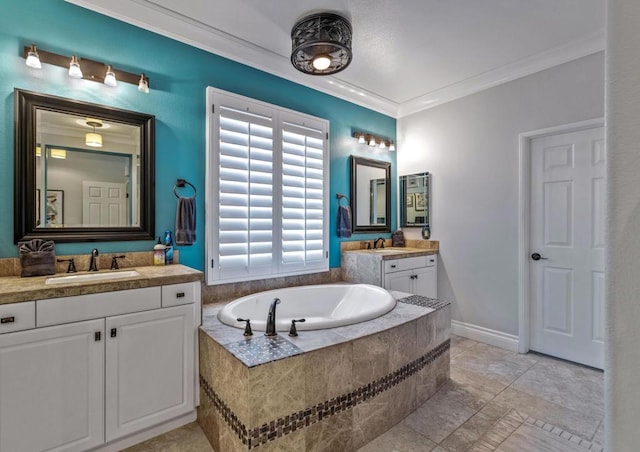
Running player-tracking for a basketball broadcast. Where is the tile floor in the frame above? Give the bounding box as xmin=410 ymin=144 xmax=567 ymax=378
xmin=124 ymin=335 xmax=604 ymax=452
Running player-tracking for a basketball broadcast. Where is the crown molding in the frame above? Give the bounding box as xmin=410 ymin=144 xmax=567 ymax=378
xmin=64 ymin=0 xmax=399 ymax=117
xmin=397 ymin=29 xmax=605 ymax=118
xmin=65 ymin=1 xmax=605 ymax=119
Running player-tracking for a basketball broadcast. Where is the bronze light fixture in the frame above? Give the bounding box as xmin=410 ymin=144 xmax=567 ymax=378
xmin=353 ymin=132 xmax=396 ymax=151
xmin=291 ymin=13 xmax=353 ymax=76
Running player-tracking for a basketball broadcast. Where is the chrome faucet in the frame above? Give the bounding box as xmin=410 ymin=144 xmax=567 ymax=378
xmin=265 ymin=298 xmax=281 ymax=337
xmin=88 ymin=248 xmax=99 ymax=272
xmin=373 ymin=237 xmax=386 ymax=249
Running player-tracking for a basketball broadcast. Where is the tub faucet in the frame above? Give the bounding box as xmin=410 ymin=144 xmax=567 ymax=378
xmin=373 ymin=237 xmax=385 ymax=249
xmin=88 ymin=248 xmax=99 ymax=272
xmin=265 ymin=298 xmax=281 ymax=337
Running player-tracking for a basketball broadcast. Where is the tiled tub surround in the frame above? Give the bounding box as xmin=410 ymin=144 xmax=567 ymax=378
xmin=198 ymin=295 xmax=451 ymax=451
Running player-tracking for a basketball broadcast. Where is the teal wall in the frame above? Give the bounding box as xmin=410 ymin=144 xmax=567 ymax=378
xmin=0 ymin=0 xmax=396 ymax=270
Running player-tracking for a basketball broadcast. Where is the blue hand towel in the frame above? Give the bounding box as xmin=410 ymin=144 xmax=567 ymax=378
xmin=175 ymin=197 xmax=196 ymax=245
xmin=337 ymin=205 xmax=352 ymax=238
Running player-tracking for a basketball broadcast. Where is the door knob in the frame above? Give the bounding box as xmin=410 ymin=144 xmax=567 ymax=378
xmin=531 ymin=253 xmax=548 ymax=261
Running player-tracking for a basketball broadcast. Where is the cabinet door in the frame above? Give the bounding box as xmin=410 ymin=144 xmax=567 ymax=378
xmin=105 ymin=305 xmax=194 ymax=442
xmin=0 ymin=320 xmax=104 ymax=452
xmin=413 ymin=266 xmax=437 ymax=298
xmin=384 ymin=269 xmax=414 ymax=294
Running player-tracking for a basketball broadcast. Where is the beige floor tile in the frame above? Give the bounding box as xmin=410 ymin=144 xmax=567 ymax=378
xmin=451 ymin=343 xmax=538 ymax=386
xmin=123 ymin=422 xmax=214 ymax=452
xmin=486 ymin=388 xmax=601 ymax=439
xmin=439 ymin=411 xmax=505 ymax=452
xmin=494 ymin=423 xmax=587 ymax=452
xmin=404 ymin=394 xmax=477 ymax=443
xmin=592 ymin=420 xmax=604 ymax=445
xmin=449 ymin=334 xmax=478 ymax=357
xmin=511 ymin=358 xmax=604 ymax=417
xmin=357 ymin=422 xmax=438 ymax=452
xmin=434 ymin=365 xmax=506 ymax=411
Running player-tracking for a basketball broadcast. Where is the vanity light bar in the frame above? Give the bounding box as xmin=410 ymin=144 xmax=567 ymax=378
xmin=352 ymin=131 xmax=395 ymax=151
xmin=23 ymin=45 xmax=149 ymax=92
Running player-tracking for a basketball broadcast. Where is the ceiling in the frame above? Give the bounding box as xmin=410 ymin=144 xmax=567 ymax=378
xmin=66 ymin=0 xmax=605 ymax=118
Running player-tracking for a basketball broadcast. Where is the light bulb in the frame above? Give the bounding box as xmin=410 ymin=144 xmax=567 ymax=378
xmin=358 ymin=134 xmax=365 ymax=144
xmin=369 ymin=136 xmax=376 ymax=147
xmin=138 ymin=74 xmax=149 ymax=93
xmin=25 ymin=44 xmax=41 ymax=69
xmin=68 ymin=55 xmax=83 ymax=79
xmin=312 ymin=55 xmax=331 ymax=71
xmin=389 ymin=142 xmax=396 ymax=152
xmin=379 ymin=141 xmax=386 ymax=149
xmin=104 ymin=65 xmax=117 ymax=87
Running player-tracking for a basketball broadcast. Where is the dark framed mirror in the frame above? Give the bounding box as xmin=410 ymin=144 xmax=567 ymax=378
xmin=400 ymin=172 xmax=430 ymax=236
xmin=14 ymin=89 xmax=155 ymax=243
xmin=350 ymin=156 xmax=391 ymax=233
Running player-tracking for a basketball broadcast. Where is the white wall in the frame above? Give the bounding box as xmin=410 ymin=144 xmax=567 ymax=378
xmin=605 ymin=0 xmax=640 ymax=448
xmin=397 ymin=52 xmax=604 ymax=335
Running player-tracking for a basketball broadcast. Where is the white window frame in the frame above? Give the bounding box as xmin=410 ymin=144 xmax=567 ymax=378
xmin=205 ymin=87 xmax=330 ymax=285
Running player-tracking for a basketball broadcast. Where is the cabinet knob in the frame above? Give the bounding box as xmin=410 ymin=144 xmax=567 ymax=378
xmin=110 ymin=328 xmax=117 ymax=338
xmin=1 ymin=316 xmax=15 ymax=324
xmin=390 ymin=264 xmax=396 ymax=269
xmin=176 ymin=292 xmax=185 ymax=298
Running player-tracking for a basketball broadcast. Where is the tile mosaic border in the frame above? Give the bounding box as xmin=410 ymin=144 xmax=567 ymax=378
xmin=200 ymin=339 xmax=450 ymax=450
xmin=470 ymin=409 xmax=604 ymax=452
xmin=223 ymin=335 xmax=305 ymax=367
xmin=397 ymin=294 xmax=450 ymax=310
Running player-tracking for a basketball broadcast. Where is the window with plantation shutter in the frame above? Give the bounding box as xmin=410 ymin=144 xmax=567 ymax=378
xmin=206 ymin=88 xmax=329 ymax=285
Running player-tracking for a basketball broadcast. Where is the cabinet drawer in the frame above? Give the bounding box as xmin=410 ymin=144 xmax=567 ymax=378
xmin=0 ymin=302 xmax=35 ymax=334
xmin=162 ymin=282 xmax=198 ymax=307
xmin=385 ymin=256 xmax=428 ymax=273
xmin=37 ymin=287 xmax=161 ymax=327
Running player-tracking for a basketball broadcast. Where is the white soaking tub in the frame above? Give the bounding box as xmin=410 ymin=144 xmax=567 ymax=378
xmin=217 ymin=284 xmax=396 ymax=332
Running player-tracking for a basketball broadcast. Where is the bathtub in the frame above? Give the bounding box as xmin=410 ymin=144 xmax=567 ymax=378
xmin=217 ymin=284 xmax=396 ymax=331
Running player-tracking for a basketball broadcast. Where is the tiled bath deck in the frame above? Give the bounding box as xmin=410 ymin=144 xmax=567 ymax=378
xmin=126 ymin=335 xmax=604 ymax=452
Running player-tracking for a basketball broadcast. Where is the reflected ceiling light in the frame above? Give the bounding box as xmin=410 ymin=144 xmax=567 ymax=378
xmin=291 ymin=13 xmax=352 ymax=76
xmin=35 ymin=146 xmax=41 ymax=158
xmin=25 ymin=44 xmax=41 ymax=69
xmin=85 ymin=119 xmax=103 ymax=147
xmin=50 ymin=149 xmax=66 ymax=159
xmin=138 ymin=73 xmax=149 ymax=93
xmin=68 ymin=55 xmax=83 ymax=79
xmin=104 ymin=65 xmax=117 ymax=87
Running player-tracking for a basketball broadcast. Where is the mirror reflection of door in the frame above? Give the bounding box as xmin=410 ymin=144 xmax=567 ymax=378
xmin=356 ymin=164 xmax=387 ymax=227
xmin=369 ymin=179 xmax=386 ymax=224
xmin=35 ymin=109 xmax=140 ymax=228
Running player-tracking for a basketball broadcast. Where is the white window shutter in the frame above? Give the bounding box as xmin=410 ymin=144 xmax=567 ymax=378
xmin=206 ymin=88 xmax=329 ymax=285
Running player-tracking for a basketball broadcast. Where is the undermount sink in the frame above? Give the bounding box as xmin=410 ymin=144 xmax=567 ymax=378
xmin=45 ymin=270 xmax=141 ymax=285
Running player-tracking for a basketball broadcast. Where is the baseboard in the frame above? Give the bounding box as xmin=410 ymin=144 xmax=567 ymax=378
xmin=94 ymin=410 xmax=197 ymax=451
xmin=451 ymin=320 xmax=520 ymax=352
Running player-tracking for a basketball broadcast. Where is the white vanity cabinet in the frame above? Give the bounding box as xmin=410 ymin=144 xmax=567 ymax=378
xmin=0 ymin=280 xmax=200 ymax=452
xmin=0 ymin=319 xmax=105 ymax=452
xmin=383 ymin=255 xmax=437 ymax=298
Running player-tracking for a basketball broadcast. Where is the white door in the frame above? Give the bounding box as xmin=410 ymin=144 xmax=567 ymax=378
xmin=105 ymin=305 xmax=194 ymax=442
xmin=530 ymin=126 xmax=605 ymax=369
xmin=0 ymin=320 xmax=105 ymax=452
xmin=82 ymin=181 xmax=128 ymax=226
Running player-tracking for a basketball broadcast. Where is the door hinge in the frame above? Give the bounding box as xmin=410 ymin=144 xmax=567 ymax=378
xmin=110 ymin=328 xmax=117 ymax=338
xmin=211 ymin=259 xmax=215 ymax=268
xmin=95 ymin=331 xmax=101 ymax=342
xmin=212 ymin=105 xmax=215 ymax=113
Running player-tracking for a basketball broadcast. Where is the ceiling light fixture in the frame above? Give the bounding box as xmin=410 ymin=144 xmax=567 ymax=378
xmin=85 ymin=119 xmax=103 ymax=148
xmin=291 ymin=12 xmax=352 ymax=76
xmin=68 ymin=55 xmax=83 ymax=79
xmin=104 ymin=65 xmax=117 ymax=87
xmin=25 ymin=44 xmax=41 ymax=69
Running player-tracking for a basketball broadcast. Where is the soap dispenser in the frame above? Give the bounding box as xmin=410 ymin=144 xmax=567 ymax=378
xmin=164 ymin=230 xmax=174 ymax=265
xmin=153 ymin=237 xmax=165 ymax=266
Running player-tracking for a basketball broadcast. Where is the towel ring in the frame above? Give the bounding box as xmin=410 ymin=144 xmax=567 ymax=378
xmin=336 ymin=193 xmax=350 ymax=206
xmin=173 ymin=179 xmax=196 ymax=199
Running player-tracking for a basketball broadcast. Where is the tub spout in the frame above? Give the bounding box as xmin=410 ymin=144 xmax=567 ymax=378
xmin=265 ymin=298 xmax=281 ymax=336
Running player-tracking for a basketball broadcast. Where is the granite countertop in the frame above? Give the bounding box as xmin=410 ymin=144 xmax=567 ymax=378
xmin=0 ymin=264 xmax=203 ymax=305
xmin=342 ymin=247 xmax=438 ymax=260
